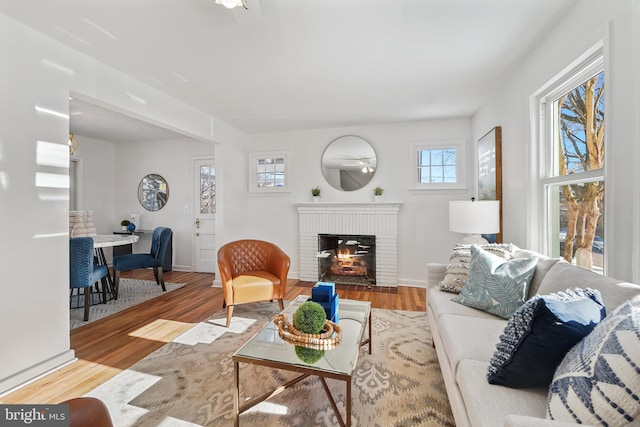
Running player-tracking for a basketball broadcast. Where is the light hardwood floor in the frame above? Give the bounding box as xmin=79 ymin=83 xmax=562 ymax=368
xmin=1 ymin=270 xmax=426 ymax=404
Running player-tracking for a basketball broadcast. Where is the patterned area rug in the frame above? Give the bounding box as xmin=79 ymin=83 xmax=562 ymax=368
xmin=85 ymin=302 xmax=454 ymax=426
xmin=70 ymin=279 xmax=185 ymax=330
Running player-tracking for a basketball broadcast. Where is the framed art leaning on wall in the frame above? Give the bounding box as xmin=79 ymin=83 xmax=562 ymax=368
xmin=477 ymin=126 xmax=502 ymax=243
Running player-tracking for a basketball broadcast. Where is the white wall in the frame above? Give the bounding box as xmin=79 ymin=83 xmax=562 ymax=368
xmin=72 ymin=136 xmax=116 ymax=235
xmin=0 ymin=13 xmax=245 ymax=395
xmin=472 ymin=0 xmax=640 ymax=282
xmin=246 ymin=118 xmax=474 ymax=286
xmin=209 ymin=118 xmax=250 ymax=249
xmin=112 ymin=138 xmax=215 ymax=271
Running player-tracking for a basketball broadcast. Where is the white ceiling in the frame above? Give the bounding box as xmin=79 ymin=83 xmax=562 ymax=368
xmin=2 ymin=0 xmax=576 ymax=140
xmin=69 ymin=98 xmax=192 ymax=143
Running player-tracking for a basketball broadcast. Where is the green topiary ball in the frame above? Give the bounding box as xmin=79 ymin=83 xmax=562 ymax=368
xmin=294 ymin=346 xmax=325 ymax=364
xmin=293 ymin=301 xmax=327 ymax=334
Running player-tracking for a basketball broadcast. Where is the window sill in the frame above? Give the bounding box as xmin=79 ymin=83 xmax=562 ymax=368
xmin=247 ymin=190 xmax=291 ymax=196
xmin=408 ymin=186 xmax=468 ymax=194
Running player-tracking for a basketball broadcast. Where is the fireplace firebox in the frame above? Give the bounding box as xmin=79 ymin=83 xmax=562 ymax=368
xmin=317 ymin=234 xmax=376 ymax=286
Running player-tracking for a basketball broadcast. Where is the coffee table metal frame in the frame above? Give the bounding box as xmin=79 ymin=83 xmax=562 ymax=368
xmin=232 ymin=296 xmax=372 ymax=427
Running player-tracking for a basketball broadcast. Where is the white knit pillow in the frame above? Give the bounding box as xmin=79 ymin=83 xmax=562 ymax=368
xmin=439 ymin=243 xmax=517 ymax=293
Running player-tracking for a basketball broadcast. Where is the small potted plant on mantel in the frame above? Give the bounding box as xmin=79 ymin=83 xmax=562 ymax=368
xmin=373 ymin=186 xmax=384 ymax=202
xmin=311 ymin=186 xmax=321 ymax=202
xmin=120 ymin=219 xmax=130 ymax=231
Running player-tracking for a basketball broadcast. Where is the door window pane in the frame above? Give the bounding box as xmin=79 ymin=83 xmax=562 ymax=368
xmin=200 ymin=165 xmax=215 ymax=214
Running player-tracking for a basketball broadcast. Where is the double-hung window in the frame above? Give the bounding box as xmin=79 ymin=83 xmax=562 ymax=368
xmin=536 ymin=45 xmax=605 ymax=273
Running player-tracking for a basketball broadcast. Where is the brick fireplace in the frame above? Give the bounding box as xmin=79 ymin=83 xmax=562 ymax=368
xmin=296 ymin=202 xmax=402 ymax=287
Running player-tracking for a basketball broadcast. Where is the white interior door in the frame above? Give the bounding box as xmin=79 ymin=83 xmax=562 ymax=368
xmin=194 ymin=158 xmax=216 ymax=273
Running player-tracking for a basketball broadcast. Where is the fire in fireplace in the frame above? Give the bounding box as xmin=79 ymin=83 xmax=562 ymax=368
xmin=317 ymin=234 xmax=376 ymax=286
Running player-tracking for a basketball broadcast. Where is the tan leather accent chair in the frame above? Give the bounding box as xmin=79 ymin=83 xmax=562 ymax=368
xmin=61 ymin=397 xmax=114 ymax=427
xmin=217 ymin=239 xmax=291 ymax=327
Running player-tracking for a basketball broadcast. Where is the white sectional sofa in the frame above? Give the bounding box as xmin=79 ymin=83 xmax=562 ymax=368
xmin=426 ymin=249 xmax=640 ymax=427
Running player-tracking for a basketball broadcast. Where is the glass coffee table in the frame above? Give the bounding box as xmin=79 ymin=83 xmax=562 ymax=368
xmin=232 ymin=295 xmax=372 ymax=427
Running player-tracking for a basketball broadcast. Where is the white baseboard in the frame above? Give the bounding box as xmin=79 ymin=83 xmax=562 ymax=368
xmin=0 ymin=350 xmax=76 ymax=397
xmin=397 ymin=278 xmax=428 ymax=288
xmin=168 ymin=264 xmax=194 ymax=272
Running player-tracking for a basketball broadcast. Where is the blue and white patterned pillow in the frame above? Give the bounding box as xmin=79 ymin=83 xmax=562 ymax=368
xmin=487 ymin=288 xmax=605 ymax=388
xmin=547 ymin=298 xmax=640 ymax=426
xmin=452 ymin=245 xmax=537 ymax=318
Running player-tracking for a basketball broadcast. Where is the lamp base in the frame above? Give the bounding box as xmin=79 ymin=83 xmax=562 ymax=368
xmin=459 ymin=234 xmax=489 ymax=245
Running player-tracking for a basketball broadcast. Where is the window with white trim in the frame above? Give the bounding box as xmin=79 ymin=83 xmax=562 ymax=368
xmin=536 ymin=45 xmax=605 ymax=274
xmin=410 ymin=140 xmax=465 ymax=190
xmin=248 ymin=152 xmax=288 ymax=193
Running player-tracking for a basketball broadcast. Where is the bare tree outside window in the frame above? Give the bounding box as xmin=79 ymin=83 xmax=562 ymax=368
xmin=553 ymin=71 xmax=604 ymax=269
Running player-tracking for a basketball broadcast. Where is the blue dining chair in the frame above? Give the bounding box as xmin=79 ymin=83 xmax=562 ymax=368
xmin=70 ymin=237 xmax=110 ymax=321
xmin=112 ymin=227 xmax=172 ymax=299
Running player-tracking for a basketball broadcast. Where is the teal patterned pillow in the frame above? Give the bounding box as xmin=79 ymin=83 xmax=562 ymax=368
xmin=452 ymin=245 xmax=538 ymax=318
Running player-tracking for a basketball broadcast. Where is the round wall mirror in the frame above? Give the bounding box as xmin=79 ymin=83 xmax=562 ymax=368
xmin=138 ymin=174 xmax=169 ymax=211
xmin=321 ymin=135 xmax=377 ymax=191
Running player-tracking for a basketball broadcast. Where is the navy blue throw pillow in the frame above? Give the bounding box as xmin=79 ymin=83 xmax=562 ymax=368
xmin=487 ymin=288 xmax=606 ymax=388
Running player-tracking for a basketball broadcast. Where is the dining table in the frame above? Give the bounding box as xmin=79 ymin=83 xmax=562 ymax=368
xmin=92 ymin=234 xmax=139 ymax=297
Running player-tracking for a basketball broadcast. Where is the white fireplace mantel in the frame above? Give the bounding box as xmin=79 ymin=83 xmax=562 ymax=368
xmin=295 ymin=201 xmax=403 ymax=208
xmin=296 ymin=202 xmax=402 ymax=287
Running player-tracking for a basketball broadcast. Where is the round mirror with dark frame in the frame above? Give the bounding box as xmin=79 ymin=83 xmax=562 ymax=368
xmin=321 ymin=135 xmax=377 ymax=191
xmin=138 ymin=173 xmax=169 ymax=211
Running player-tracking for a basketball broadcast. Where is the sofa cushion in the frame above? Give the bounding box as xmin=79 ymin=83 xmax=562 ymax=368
xmin=439 ymin=243 xmax=517 ymax=293
xmin=439 ymin=314 xmax=505 ymax=377
xmin=487 ymin=288 xmax=606 ymax=388
xmin=452 ymin=245 xmax=538 ymax=319
xmin=537 ymin=261 xmax=640 ymax=313
xmin=457 ymin=359 xmax=549 ymax=427
xmin=547 ymin=297 xmax=640 ymax=426
xmin=428 ymin=287 xmax=501 ymax=323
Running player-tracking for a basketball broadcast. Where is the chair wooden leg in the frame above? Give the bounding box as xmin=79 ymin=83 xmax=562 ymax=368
xmin=83 ymin=288 xmax=91 ymax=321
xmin=226 ymin=305 xmax=234 ymax=328
xmin=114 ymin=270 xmax=121 ymax=300
xmin=154 ymin=267 xmax=166 ymax=292
xmin=278 ymin=299 xmax=284 ymax=310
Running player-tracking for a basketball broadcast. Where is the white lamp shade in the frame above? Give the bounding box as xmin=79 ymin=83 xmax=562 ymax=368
xmin=449 ymin=200 xmax=500 ymax=235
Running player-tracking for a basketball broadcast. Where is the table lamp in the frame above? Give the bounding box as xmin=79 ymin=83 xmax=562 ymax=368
xmin=449 ymin=198 xmax=500 ymax=244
